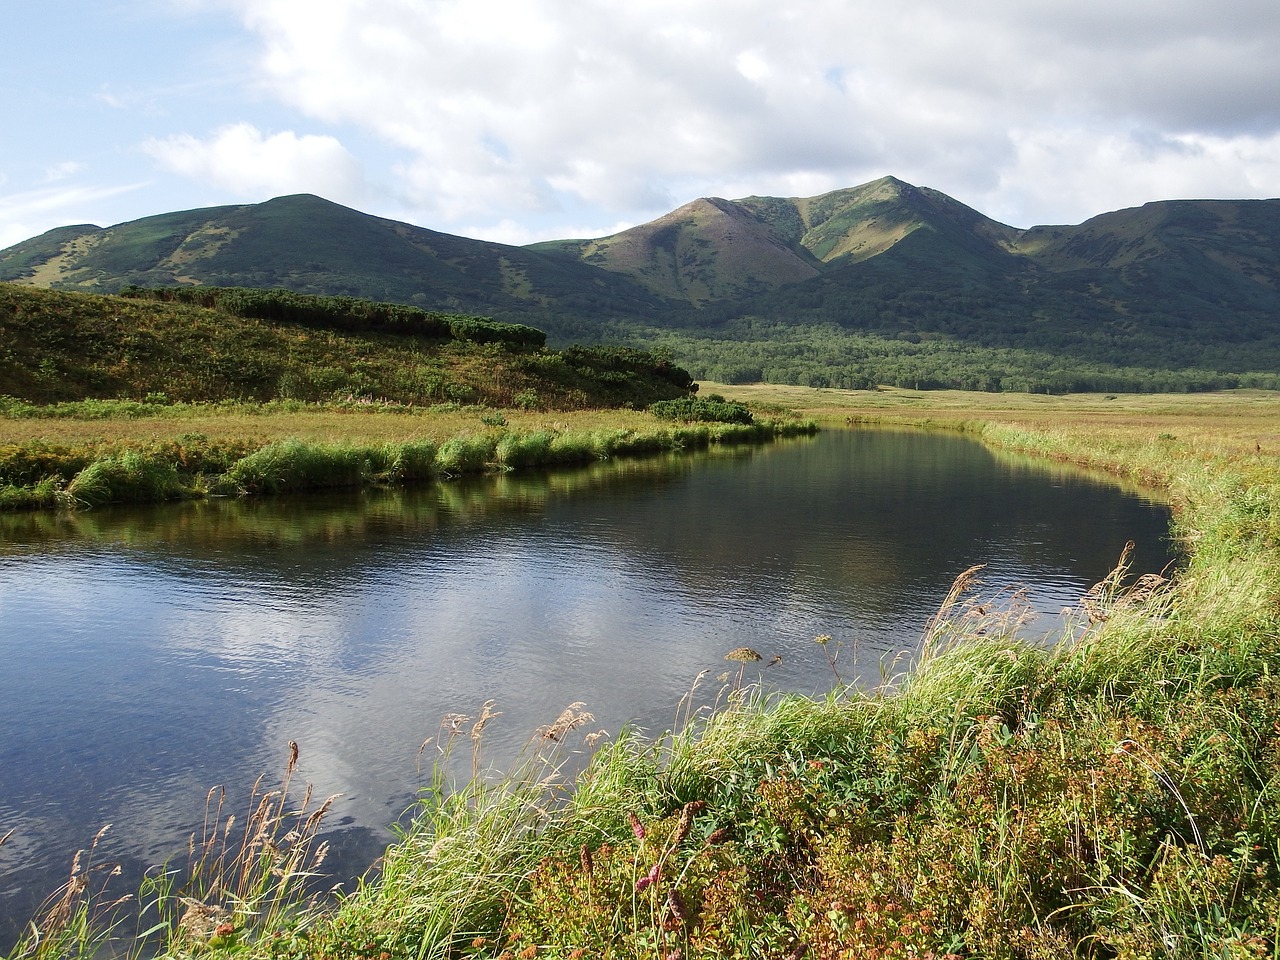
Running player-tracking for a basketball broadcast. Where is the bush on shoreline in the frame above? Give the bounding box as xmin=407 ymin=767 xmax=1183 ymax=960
xmin=649 ymin=394 xmax=754 ymax=425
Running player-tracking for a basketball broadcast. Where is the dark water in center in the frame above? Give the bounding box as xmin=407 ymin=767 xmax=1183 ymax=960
xmin=0 ymin=428 xmax=1172 ymax=944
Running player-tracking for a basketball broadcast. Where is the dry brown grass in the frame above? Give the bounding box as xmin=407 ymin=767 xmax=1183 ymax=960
xmin=22 ymin=384 xmax=1276 ymax=459
xmin=0 ymin=406 xmax=666 ymax=449
xmin=707 ymin=382 xmax=1280 ymax=458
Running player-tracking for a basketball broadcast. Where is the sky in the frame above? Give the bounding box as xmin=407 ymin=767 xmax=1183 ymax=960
xmin=3 ymin=0 xmax=1280 ymax=251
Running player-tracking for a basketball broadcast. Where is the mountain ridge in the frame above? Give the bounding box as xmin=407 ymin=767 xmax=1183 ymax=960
xmin=3 ymin=177 xmax=1279 ymax=384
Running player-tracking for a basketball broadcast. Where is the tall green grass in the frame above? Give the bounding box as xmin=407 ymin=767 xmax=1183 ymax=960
xmin=2 ymin=418 xmax=814 ymax=510
xmin=65 ymin=452 xmax=187 ymax=506
xmin=379 ymin=440 xmax=439 ymax=483
xmin=435 ymin=434 xmax=498 ymax=476
xmin=380 ymin=549 xmax=1279 ymax=960
xmin=220 ymin=439 xmax=371 ymax=495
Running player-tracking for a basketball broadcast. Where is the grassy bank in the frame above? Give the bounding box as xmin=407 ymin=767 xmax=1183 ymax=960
xmin=0 ymin=399 xmax=816 ymax=510
xmin=8 ymin=388 xmax=1280 ymax=960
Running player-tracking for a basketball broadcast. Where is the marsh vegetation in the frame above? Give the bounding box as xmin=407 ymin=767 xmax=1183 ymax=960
xmin=4 ymin=388 xmax=1277 ymax=958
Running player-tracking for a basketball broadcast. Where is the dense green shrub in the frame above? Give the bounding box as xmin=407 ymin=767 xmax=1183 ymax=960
xmin=119 ymin=286 xmax=454 ymax=338
xmin=650 ymin=395 xmax=754 ymax=424
xmin=446 ymin=316 xmax=546 ymax=349
xmin=119 ymin=285 xmax=552 ymax=351
xmin=561 ymin=344 xmax=696 ymax=390
xmin=66 ymin=452 xmax=186 ymax=505
xmin=0 ymin=442 xmax=92 ymax=486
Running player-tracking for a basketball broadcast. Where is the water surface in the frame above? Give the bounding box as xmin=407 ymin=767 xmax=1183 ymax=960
xmin=0 ymin=428 xmax=1173 ymax=943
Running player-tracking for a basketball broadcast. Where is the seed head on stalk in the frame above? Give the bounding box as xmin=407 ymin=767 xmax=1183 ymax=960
xmin=724 ymin=646 xmax=763 ymax=691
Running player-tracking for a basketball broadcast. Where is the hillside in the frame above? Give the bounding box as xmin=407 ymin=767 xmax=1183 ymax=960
xmin=0 ymin=284 xmax=694 ymax=408
xmin=0 ymin=194 xmax=673 ymax=335
xmin=4 ymin=178 xmax=1280 ymax=391
xmin=538 ymin=197 xmax=821 ymax=305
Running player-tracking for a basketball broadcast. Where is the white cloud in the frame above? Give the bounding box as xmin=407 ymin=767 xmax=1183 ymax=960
xmin=95 ymin=88 xmax=131 ymax=110
xmin=43 ymin=161 xmax=86 ymax=182
xmin=460 ymin=216 xmax=638 ymax=246
xmin=0 ymin=182 xmax=146 ymax=248
xmin=210 ymin=0 xmax=1280 ymax=234
xmin=976 ymin=128 xmax=1280 ymax=228
xmin=141 ymin=122 xmax=367 ymax=203
xmin=8 ymin=0 xmax=1279 ymax=245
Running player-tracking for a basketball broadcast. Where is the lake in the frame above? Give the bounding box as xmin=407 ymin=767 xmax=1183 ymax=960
xmin=0 ymin=427 xmax=1173 ymax=943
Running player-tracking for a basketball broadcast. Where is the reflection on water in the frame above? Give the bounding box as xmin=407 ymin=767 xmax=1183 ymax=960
xmin=0 ymin=429 xmax=1172 ymax=944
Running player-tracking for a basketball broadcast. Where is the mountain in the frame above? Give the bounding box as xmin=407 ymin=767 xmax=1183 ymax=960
xmin=4 ymin=177 xmax=1280 ymax=388
xmin=0 ymin=193 xmax=672 ymax=334
xmin=530 ymin=177 xmax=1024 ymax=303
xmin=535 ymin=196 xmax=822 ymax=305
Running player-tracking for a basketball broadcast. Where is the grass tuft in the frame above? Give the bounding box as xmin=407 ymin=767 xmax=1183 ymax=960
xmin=434 ymin=434 xmax=498 ymax=476
xmin=66 ymin=452 xmax=186 ymax=506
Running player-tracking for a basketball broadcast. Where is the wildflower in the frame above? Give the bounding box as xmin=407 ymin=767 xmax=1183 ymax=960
xmin=636 ymin=863 xmax=660 ymax=892
xmin=706 ymin=827 xmax=730 ymax=845
xmin=672 ymin=800 xmax=702 ymax=845
xmin=666 ymin=887 xmax=688 ymax=927
xmin=628 ymin=811 xmax=646 ymax=840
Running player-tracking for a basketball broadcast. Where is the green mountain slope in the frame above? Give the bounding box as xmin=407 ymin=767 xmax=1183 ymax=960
xmin=0 ymin=284 xmax=694 ymax=407
xmin=4 ymin=178 xmax=1279 ymax=388
xmin=0 ymin=194 xmax=674 ymax=334
xmin=1017 ymin=199 xmax=1280 ymax=339
xmin=533 ymin=196 xmax=821 ymax=304
xmin=742 ymin=176 xmax=1020 ymax=263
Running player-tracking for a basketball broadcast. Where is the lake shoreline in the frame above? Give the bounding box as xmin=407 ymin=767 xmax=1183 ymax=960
xmin=0 ymin=399 xmax=818 ymax=511
xmin=7 ymin=386 xmax=1279 ymax=959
